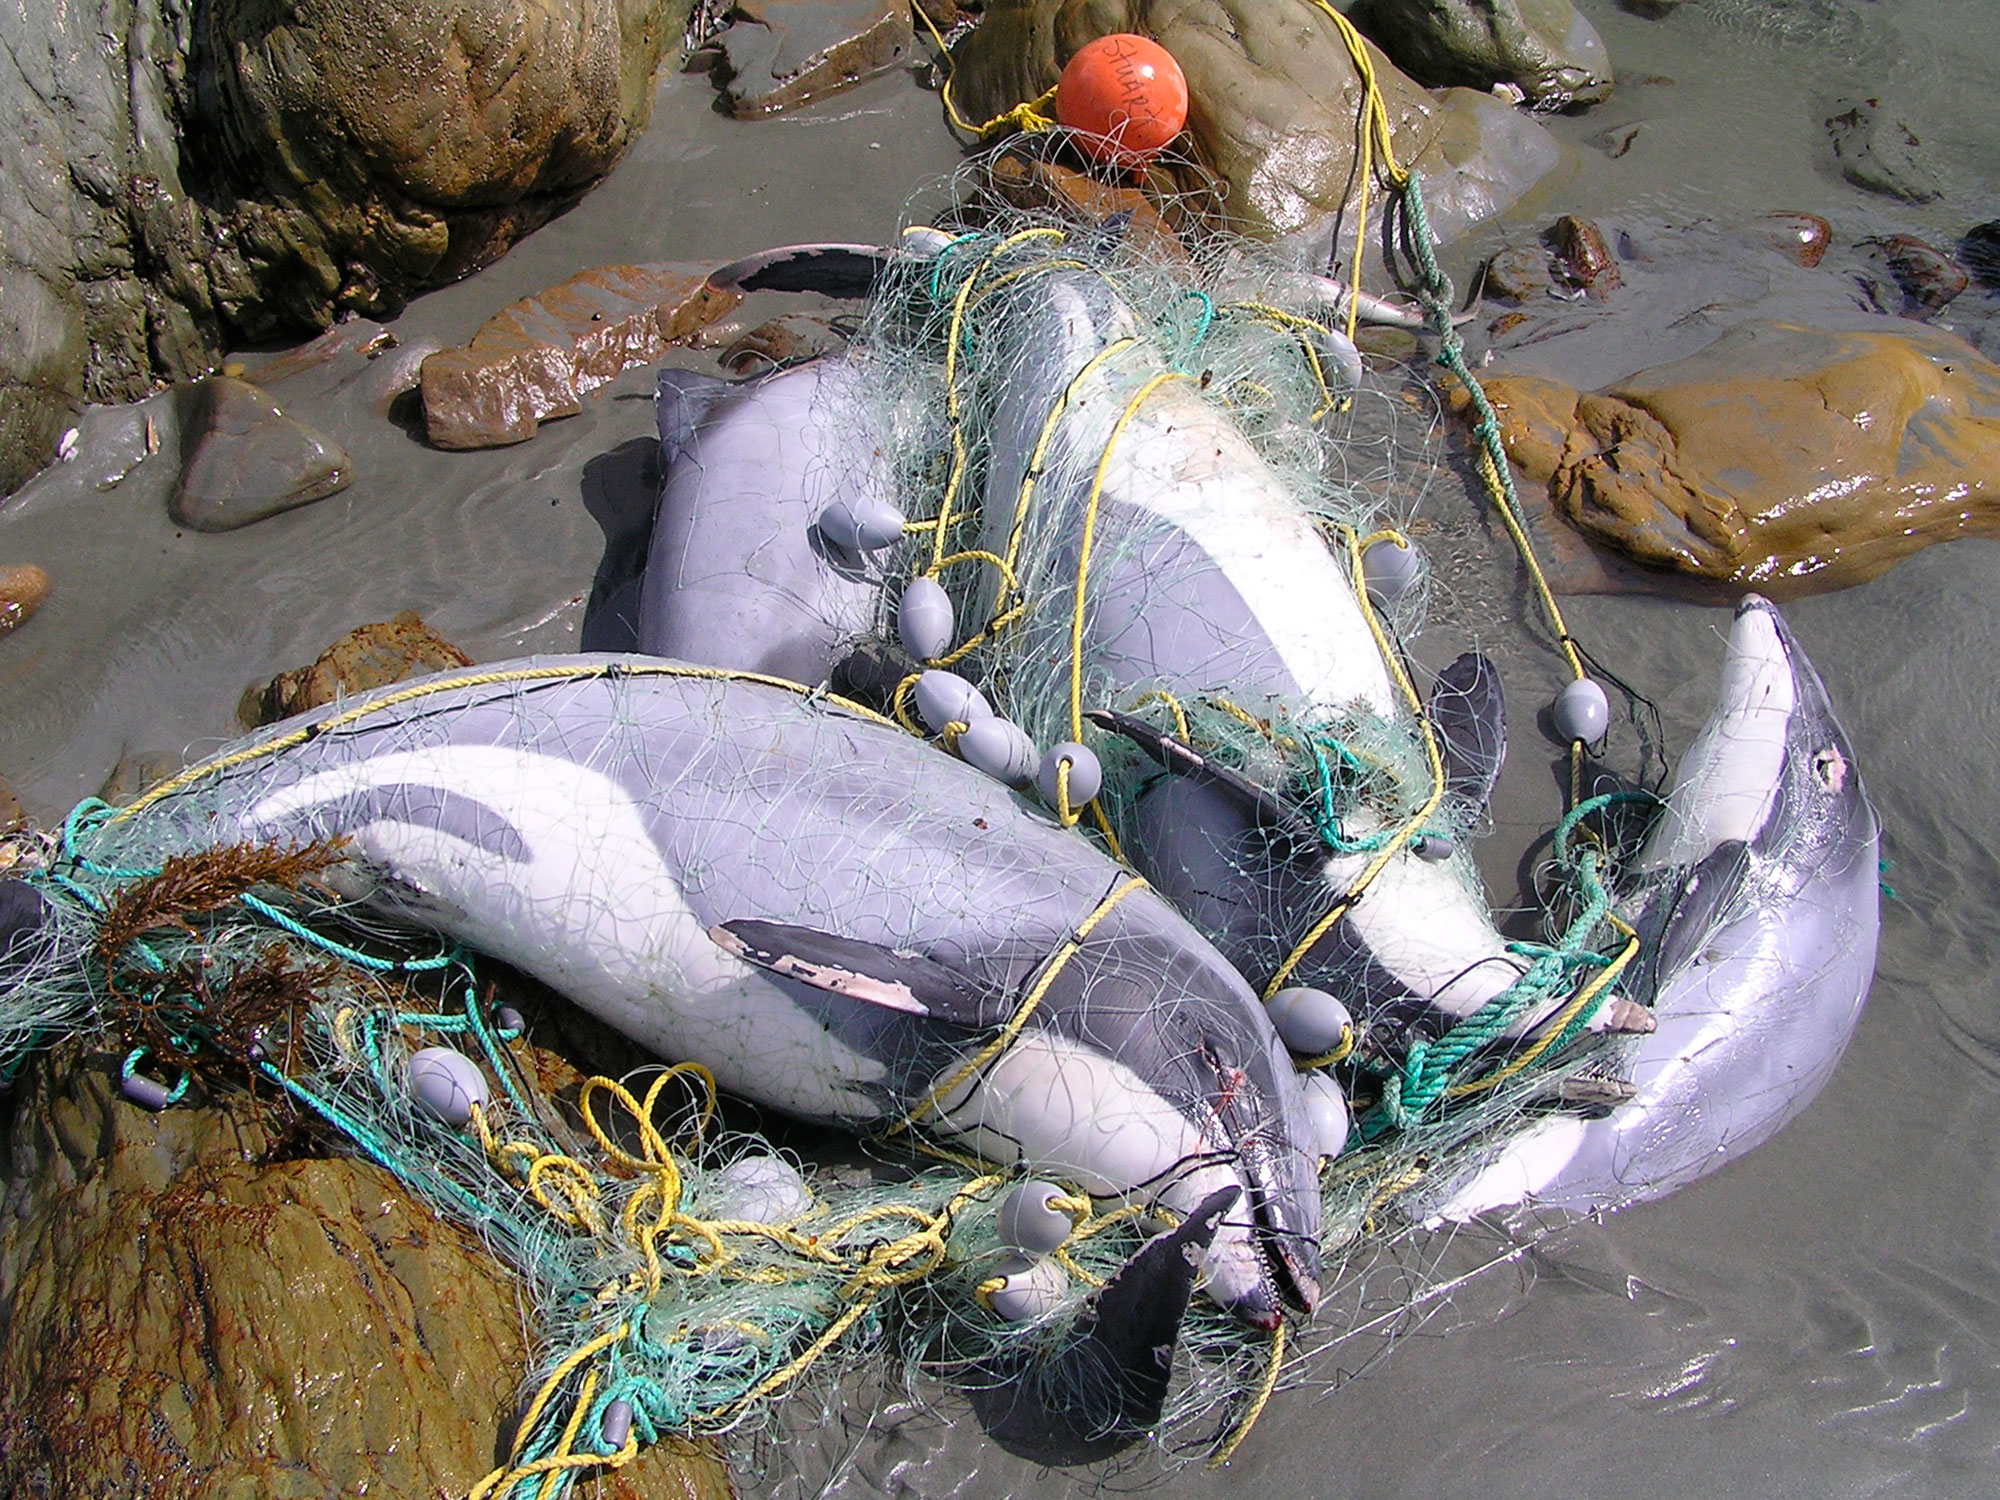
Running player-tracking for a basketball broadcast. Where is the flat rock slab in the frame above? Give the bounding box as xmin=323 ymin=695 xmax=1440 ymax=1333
xmin=1826 ymin=99 xmax=1944 ymax=204
xmin=713 ymin=0 xmax=914 ymax=116
xmin=1464 ymin=320 xmax=2000 ymax=595
xmin=420 ymin=264 xmax=742 ymax=450
xmin=169 ymin=377 xmax=353 ymax=533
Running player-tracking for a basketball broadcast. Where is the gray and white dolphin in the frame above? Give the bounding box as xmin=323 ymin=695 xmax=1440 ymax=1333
xmin=637 ymin=362 xmax=889 ymax=685
xmin=950 ymin=254 xmax=1567 ymax=1050
xmin=130 ymin=658 xmax=1322 ymax=1326
xmin=1426 ymin=597 xmax=1882 ymax=1218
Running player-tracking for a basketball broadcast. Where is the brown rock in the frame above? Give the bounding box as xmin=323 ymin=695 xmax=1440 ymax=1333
xmin=712 ymin=0 xmax=915 ymax=115
xmin=169 ymin=377 xmax=353 ymax=533
xmin=1485 ymin=245 xmax=1552 ymax=302
xmin=1873 ymin=234 xmax=1969 ymax=312
xmin=949 ymin=0 xmax=1439 ymax=244
xmin=0 ymin=775 xmax=22 ymax=835
xmin=985 ymin=154 xmax=1188 ymax=263
xmin=97 ymin=749 xmax=183 ymax=807
xmin=421 ymin=264 xmax=741 ymax=449
xmin=243 ymin=611 xmax=474 ymax=728
xmin=1751 ymin=212 xmax=1832 ymax=268
xmin=0 ymin=1045 xmax=733 ymax=1500
xmin=1547 ymin=215 xmax=1621 ymax=298
xmin=1356 ymin=326 xmax=1422 ymax=363
xmin=0 ymin=564 xmax=51 ymax=638
xmin=1460 ymin=320 xmax=2000 ymax=595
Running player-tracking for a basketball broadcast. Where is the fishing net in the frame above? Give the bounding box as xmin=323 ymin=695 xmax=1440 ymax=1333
xmin=0 ymin=51 xmax=1659 ymax=1500
xmin=0 ymin=644 xmax=1642 ymax=1498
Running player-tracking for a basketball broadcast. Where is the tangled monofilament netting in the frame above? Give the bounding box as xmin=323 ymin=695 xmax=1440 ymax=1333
xmin=0 ymin=44 xmax=1659 ymax=1497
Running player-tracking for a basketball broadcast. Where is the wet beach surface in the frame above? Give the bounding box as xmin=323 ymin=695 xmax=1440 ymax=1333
xmin=5 ymin=2 xmax=2000 ymax=1496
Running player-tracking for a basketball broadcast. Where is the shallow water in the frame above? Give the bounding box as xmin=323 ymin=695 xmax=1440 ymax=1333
xmin=4 ymin=1 xmax=2000 ymax=1495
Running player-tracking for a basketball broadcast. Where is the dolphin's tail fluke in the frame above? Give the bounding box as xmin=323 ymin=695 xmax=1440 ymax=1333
xmin=968 ymin=1186 xmax=1240 ymax=1463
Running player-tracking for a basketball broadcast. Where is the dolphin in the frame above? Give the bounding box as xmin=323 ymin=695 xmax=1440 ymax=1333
xmin=948 ymin=252 xmax=1585 ymax=1053
xmin=1425 ymin=597 xmax=1881 ymax=1218
xmin=635 ymin=361 xmax=891 ymax=685
xmin=122 ymin=658 xmax=1322 ymax=1327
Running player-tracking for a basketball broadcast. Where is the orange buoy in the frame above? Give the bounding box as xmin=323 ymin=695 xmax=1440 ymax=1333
xmin=1053 ymin=34 xmax=1189 ymax=167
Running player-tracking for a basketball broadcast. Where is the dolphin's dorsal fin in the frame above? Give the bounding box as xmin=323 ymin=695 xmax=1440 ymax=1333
xmin=654 ymin=368 xmax=729 ymax=468
xmin=709 ymin=919 xmax=1009 ymax=1029
xmin=1087 ymin=709 xmax=1319 ymax=846
xmin=1428 ymin=651 xmax=1507 ymax=816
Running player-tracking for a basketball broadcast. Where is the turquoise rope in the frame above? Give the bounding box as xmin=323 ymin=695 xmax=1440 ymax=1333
xmin=120 ymin=1046 xmax=190 ymax=1106
xmin=1361 ymin=792 xmax=1656 ymax=1136
xmin=1172 ymin=288 xmax=1215 ymax=368
xmin=62 ymin=799 xmax=158 ymax=881
xmin=236 ymin=892 xmax=457 ymax=972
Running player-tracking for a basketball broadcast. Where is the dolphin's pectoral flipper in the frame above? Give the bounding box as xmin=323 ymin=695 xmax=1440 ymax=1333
xmin=1631 ymin=838 xmax=1753 ymax=1006
xmin=969 ymin=1185 xmax=1240 ymax=1464
xmin=654 ymin=368 xmax=730 ymax=467
xmin=1087 ymin=709 xmax=1319 ymax=846
xmin=1427 ymin=651 xmax=1507 ymax=817
xmin=708 ymin=920 xmax=1011 ymax=1027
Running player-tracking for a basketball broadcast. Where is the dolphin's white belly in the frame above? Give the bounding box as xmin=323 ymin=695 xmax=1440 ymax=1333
xmin=243 ymin=744 xmax=891 ymax=1119
xmin=1094 ymin=376 xmax=1395 ymax=719
xmin=930 ymin=1031 xmax=1272 ymax=1308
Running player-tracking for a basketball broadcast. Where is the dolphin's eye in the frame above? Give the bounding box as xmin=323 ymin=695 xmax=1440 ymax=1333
xmin=1812 ymin=746 xmax=1848 ymax=793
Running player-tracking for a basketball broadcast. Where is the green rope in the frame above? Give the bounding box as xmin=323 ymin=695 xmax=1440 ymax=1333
xmin=1396 ymin=173 xmax=1533 ymax=547
xmin=1360 ymin=792 xmax=1656 ymax=1136
xmin=236 ymin=892 xmax=458 ymax=973
xmin=1172 ymin=288 xmax=1216 ymax=368
xmin=62 ymin=800 xmax=157 ymax=881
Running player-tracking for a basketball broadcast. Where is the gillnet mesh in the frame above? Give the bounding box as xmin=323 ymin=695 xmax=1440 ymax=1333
xmin=0 ymin=144 xmax=1655 ymax=1496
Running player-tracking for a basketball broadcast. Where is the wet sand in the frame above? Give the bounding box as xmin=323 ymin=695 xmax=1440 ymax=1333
xmin=5 ymin=2 xmax=2000 ymax=1496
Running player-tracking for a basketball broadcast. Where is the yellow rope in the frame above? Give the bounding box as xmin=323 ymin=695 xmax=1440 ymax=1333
xmin=469 ymin=1328 xmax=634 ymax=1499
xmin=930 ymin=228 xmax=1070 ymax=574
xmin=1292 ymin=1024 xmax=1356 ymax=1072
xmin=1444 ymin=935 xmax=1640 ymax=1098
xmin=1225 ymin=302 xmax=1343 ymax=419
xmin=1128 ymin=688 xmax=1192 ymax=743
xmin=895 ymin=874 xmax=1148 ymax=1133
xmin=1206 ymin=1319 xmax=1288 ymax=1468
xmin=912 ymin=1 xmax=1060 ymax=141
xmin=109 ymin=661 xmax=898 ymax=823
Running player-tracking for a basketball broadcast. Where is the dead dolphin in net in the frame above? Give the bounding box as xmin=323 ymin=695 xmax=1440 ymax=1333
xmin=117 ymin=659 xmax=1321 ymax=1327
xmin=636 ymin=361 xmax=891 ymax=684
xmin=955 ymin=256 xmax=1592 ymax=1050
xmin=1425 ymin=597 xmax=1881 ymax=1218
